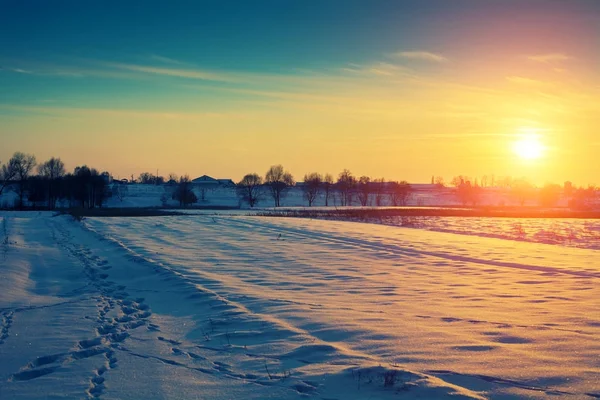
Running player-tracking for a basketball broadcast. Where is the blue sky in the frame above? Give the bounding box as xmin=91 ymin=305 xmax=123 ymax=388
xmin=1 ymin=0 xmax=599 ymax=184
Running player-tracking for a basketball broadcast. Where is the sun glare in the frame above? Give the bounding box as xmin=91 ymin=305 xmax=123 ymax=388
xmin=513 ymin=132 xmax=544 ymax=160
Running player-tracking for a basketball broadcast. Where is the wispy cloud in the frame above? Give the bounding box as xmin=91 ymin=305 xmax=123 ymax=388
xmin=148 ymin=54 xmax=185 ymax=65
xmin=0 ymin=66 xmax=33 ymax=74
xmin=106 ymin=63 xmax=236 ymax=83
xmin=13 ymin=68 xmax=33 ymax=74
xmin=341 ymin=62 xmax=413 ymax=77
xmin=391 ymin=51 xmax=448 ymax=63
xmin=0 ymin=104 xmax=244 ymax=120
xmin=528 ymin=53 xmax=572 ymax=63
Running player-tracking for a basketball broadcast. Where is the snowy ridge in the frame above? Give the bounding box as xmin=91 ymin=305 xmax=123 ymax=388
xmin=80 ymin=216 xmax=484 ymax=399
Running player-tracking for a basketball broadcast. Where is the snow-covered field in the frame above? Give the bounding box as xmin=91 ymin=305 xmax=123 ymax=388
xmin=1 ymin=212 xmax=599 ymax=399
xmin=297 ymin=215 xmax=600 ymax=250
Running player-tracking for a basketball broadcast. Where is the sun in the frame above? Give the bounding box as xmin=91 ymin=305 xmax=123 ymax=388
xmin=513 ymin=133 xmax=544 ymax=160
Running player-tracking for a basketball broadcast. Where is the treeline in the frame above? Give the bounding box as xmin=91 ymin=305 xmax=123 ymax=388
xmin=140 ymin=165 xmax=413 ymax=208
xmin=1 ymin=151 xmax=597 ymax=210
xmin=0 ymin=152 xmax=110 ymax=209
xmin=234 ymin=165 xmax=412 ymax=208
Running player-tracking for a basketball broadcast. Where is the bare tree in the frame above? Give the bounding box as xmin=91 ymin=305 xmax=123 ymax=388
xmin=139 ymin=172 xmax=161 ymax=185
xmin=456 ymin=180 xmax=472 ymax=206
xmin=372 ymin=178 xmax=386 ymax=206
xmin=65 ymin=166 xmax=110 ymax=209
xmin=323 ymin=174 xmax=334 ymax=207
xmin=167 ymin=173 xmax=178 ymax=184
xmin=451 ymin=175 xmax=470 ymax=188
xmin=0 ymin=158 xmax=18 ymax=196
xmin=38 ymin=157 xmax=65 ymax=180
xmin=237 ymin=173 xmax=263 ymax=207
xmin=337 ymin=169 xmax=356 ymax=206
xmin=455 ymin=179 xmax=483 ymax=207
xmin=9 ymin=152 xmax=37 ymax=209
xmin=357 ymin=176 xmax=371 ymax=206
xmin=265 ymin=165 xmax=294 ymax=207
xmin=113 ymin=182 xmax=128 ymax=203
xmin=434 ymin=176 xmax=445 ymax=188
xmin=302 ymin=172 xmax=322 ymax=207
xmin=38 ymin=157 xmax=66 ymax=209
xmin=389 ymin=181 xmax=412 ymax=206
xmin=172 ymin=175 xmax=197 ymax=207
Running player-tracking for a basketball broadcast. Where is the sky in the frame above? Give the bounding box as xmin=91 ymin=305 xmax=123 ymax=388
xmin=1 ymin=0 xmax=599 ymax=185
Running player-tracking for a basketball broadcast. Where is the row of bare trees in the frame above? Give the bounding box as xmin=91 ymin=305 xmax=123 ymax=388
xmin=0 ymin=152 xmax=110 ymax=209
xmin=236 ymin=166 xmax=413 ymax=208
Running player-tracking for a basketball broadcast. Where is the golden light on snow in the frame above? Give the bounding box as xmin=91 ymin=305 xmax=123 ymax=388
xmin=512 ymin=130 xmax=545 ymax=161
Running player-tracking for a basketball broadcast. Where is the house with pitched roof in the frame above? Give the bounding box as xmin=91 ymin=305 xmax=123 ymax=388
xmin=191 ymin=175 xmax=235 ymax=188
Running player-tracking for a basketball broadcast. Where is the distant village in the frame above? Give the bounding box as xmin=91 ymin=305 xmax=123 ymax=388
xmin=0 ymin=152 xmax=598 ymax=210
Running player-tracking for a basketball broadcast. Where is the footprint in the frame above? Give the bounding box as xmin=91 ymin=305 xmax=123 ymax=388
xmin=79 ymin=337 xmax=104 ymax=349
xmin=171 ymin=348 xmax=186 ymax=356
xmin=158 ymin=337 xmax=181 ymax=345
xmin=493 ymin=335 xmax=532 ymax=344
xmin=11 ymin=366 xmax=60 ymax=381
xmin=88 ymin=374 xmax=105 ymax=398
xmin=441 ymin=317 xmax=462 ymax=323
xmin=29 ymin=353 xmax=66 ymax=368
xmin=72 ymin=347 xmax=108 ymax=360
xmin=452 ymin=345 xmax=497 ymax=352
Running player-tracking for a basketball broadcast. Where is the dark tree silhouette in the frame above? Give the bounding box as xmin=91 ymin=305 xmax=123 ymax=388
xmin=388 ymin=181 xmax=412 ymax=206
xmin=357 ymin=176 xmax=371 ymax=206
xmin=265 ymin=165 xmax=294 ymax=207
xmin=172 ymin=175 xmax=197 ymax=207
xmin=26 ymin=176 xmax=48 ymax=206
xmin=434 ymin=176 xmax=445 ymax=188
xmin=38 ymin=157 xmax=66 ymax=209
xmin=302 ymin=172 xmax=322 ymax=207
xmin=167 ymin=173 xmax=178 ymax=185
xmin=323 ymin=174 xmax=334 ymax=207
xmin=237 ymin=173 xmax=263 ymax=207
xmin=68 ymin=166 xmax=110 ymax=208
xmin=372 ymin=178 xmax=386 ymax=206
xmin=0 ymin=157 xmax=18 ymax=197
xmin=336 ymin=169 xmax=356 ymax=206
xmin=451 ymin=175 xmax=470 ymax=188
xmin=9 ymin=152 xmax=37 ymax=209
xmin=139 ymin=172 xmax=164 ymax=185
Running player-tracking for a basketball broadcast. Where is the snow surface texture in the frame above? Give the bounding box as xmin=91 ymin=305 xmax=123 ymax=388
xmin=0 ymin=212 xmax=599 ymax=399
xmin=304 ymin=216 xmax=600 ymax=250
